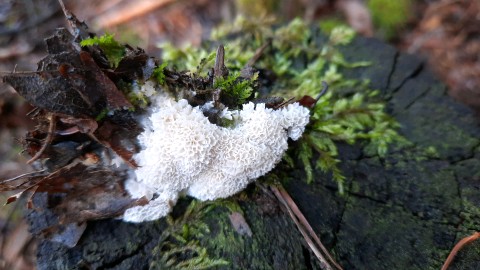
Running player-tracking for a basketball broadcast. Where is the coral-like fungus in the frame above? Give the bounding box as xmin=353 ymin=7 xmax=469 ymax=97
xmin=123 ymin=96 xmax=310 ymax=222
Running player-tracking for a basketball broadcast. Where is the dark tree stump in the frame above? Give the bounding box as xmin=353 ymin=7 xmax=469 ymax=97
xmin=31 ymin=35 xmax=480 ymax=270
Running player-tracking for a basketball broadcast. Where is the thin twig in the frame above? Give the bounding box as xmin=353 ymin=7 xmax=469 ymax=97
xmin=441 ymin=232 xmax=480 ymax=270
xmin=273 ymin=97 xmax=295 ymax=109
xmin=27 ymin=113 xmax=56 ymax=164
xmin=270 ymin=185 xmax=333 ymax=270
xmin=246 ymin=39 xmax=271 ymax=67
xmin=213 ymin=45 xmax=226 ymax=108
xmin=57 ymin=0 xmax=89 ymax=40
xmin=308 ymin=81 xmax=329 ymax=110
xmin=213 ymin=45 xmax=226 ymax=79
xmin=0 ymin=170 xmax=47 ymax=185
xmin=276 ymin=185 xmax=343 ymax=270
xmin=15 ymin=158 xmax=82 ymax=191
xmin=57 ymin=0 xmax=69 ymax=20
xmin=316 ymin=81 xmax=329 ymax=101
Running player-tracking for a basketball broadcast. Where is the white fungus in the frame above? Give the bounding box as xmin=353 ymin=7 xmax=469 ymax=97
xmin=122 ymin=96 xmax=310 ymax=222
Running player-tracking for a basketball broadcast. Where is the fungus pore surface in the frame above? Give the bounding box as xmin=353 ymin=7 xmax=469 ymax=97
xmin=123 ymin=96 xmax=310 ymax=222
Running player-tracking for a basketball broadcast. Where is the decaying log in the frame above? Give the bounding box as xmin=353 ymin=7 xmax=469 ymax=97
xmin=29 ymin=34 xmax=480 ymax=269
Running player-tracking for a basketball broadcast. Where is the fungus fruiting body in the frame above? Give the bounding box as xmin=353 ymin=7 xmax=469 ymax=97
xmin=122 ymin=95 xmax=310 ymax=222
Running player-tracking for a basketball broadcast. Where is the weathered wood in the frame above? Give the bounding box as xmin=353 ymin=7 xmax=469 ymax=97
xmin=30 ymin=34 xmax=480 ymax=270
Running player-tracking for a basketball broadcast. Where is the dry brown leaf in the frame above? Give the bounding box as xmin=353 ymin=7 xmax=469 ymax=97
xmin=228 ymin=212 xmax=252 ymax=237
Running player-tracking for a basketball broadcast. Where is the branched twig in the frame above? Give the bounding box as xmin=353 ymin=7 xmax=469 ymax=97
xmin=441 ymin=232 xmax=480 ymax=270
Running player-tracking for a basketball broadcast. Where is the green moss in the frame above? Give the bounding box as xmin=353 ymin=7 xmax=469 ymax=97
xmin=160 ymin=19 xmax=404 ymax=191
xmin=319 ymin=18 xmax=348 ymax=35
xmin=80 ymin=33 xmax=125 ymax=68
xmin=196 ymin=199 xmax=308 ymax=269
xmin=113 ymin=26 xmax=144 ymax=48
xmin=210 ymin=15 xmax=274 ymax=45
xmin=152 ymin=62 xmax=168 ymax=85
xmin=460 ymin=200 xmax=480 ymax=231
xmin=116 ymin=80 xmax=148 ymax=109
xmin=297 ymin=87 xmax=404 ymax=192
xmin=329 ymin=25 xmax=356 ymax=46
xmin=367 ymin=0 xmax=412 ymax=39
xmin=159 ymin=43 xmax=217 ymax=75
xmin=95 ymin=108 xmax=109 ymax=121
xmin=150 ymin=200 xmax=229 ymax=269
xmin=214 ymin=72 xmax=256 ymax=105
xmin=337 ymin=198 xmax=449 ymax=269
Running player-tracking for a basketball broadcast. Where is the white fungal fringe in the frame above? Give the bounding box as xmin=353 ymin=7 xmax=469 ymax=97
xmin=123 ymin=96 xmax=310 ymax=222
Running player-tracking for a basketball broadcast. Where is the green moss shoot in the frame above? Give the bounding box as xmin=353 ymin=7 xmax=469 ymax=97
xmin=95 ymin=108 xmax=109 ymax=122
xmin=152 ymin=62 xmax=168 ymax=85
xmin=80 ymin=33 xmax=125 ymax=68
xmin=214 ymin=72 xmax=256 ymax=105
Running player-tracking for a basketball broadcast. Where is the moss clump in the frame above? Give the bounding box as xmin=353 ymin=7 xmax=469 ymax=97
xmin=150 ymin=200 xmax=230 ymax=270
xmin=214 ymin=72 xmax=257 ymax=105
xmin=160 ymin=18 xmax=404 ymax=192
xmin=367 ymin=0 xmax=413 ymax=39
xmin=80 ymin=33 xmax=125 ymax=68
xmin=152 ymin=62 xmax=168 ymax=85
xmin=298 ymin=90 xmax=404 ymax=192
xmin=160 ymin=43 xmax=217 ymax=75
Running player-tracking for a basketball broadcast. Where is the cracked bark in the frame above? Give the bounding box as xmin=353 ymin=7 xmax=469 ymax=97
xmin=31 ymin=36 xmax=480 ymax=269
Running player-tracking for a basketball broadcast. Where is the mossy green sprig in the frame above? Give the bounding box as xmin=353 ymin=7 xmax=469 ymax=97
xmin=214 ymin=72 xmax=257 ymax=105
xmin=80 ymin=33 xmax=125 ymax=68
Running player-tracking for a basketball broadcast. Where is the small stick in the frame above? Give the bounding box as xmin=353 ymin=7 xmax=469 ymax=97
xmin=270 ymin=185 xmax=334 ymax=270
xmin=276 ymin=185 xmax=343 ymax=270
xmin=0 ymin=170 xmax=47 ymax=185
xmin=441 ymin=232 xmax=480 ymax=270
xmin=213 ymin=45 xmax=227 ymax=79
xmin=27 ymin=114 xmax=56 ymax=164
xmin=240 ymin=41 xmax=271 ymax=80
xmin=246 ymin=39 xmax=271 ymax=67
xmin=314 ymin=81 xmax=329 ymax=106
xmin=273 ymin=97 xmax=296 ymax=109
xmin=213 ymin=45 xmax=226 ymax=108
xmin=57 ymin=0 xmax=89 ymax=40
xmin=57 ymin=0 xmax=68 ymax=17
